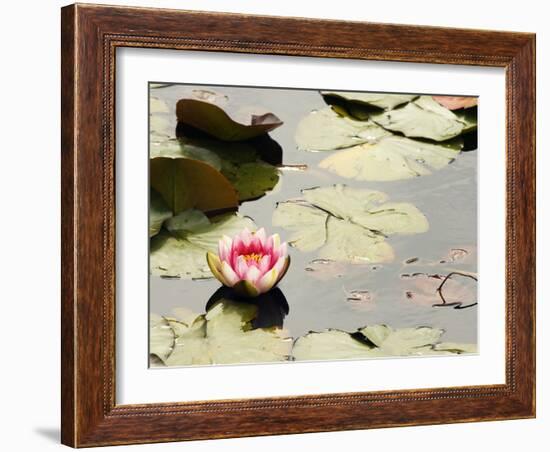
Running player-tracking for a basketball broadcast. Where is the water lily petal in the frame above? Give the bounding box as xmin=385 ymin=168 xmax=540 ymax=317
xmin=274 ymin=256 xmax=291 ymax=285
xmin=245 ymin=265 xmax=262 ymax=283
xmin=239 ymin=227 xmax=252 ymax=247
xmin=278 ymin=242 xmax=288 ymax=259
xmin=267 ymin=233 xmax=280 ymax=253
xmin=257 ymin=268 xmax=278 ymax=293
xmin=219 ymin=235 xmax=233 ymax=262
xmin=220 ymin=260 xmax=240 ymax=286
xmin=236 ymin=255 xmax=249 ymax=279
xmin=206 ymin=251 xmax=229 ymax=286
xmin=255 ymin=228 xmax=267 ymax=246
xmin=258 ymin=254 xmax=272 ymax=274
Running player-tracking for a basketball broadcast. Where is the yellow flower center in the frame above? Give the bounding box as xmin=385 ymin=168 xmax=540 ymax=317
xmin=243 ymin=253 xmax=262 ymax=263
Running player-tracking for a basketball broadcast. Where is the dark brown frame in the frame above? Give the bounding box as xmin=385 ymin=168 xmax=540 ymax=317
xmin=61 ymin=3 xmax=536 ymax=447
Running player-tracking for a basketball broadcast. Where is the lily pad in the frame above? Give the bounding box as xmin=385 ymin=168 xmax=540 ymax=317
xmin=432 ymin=96 xmax=478 ymax=110
xmin=322 ymin=91 xmax=417 ymax=110
xmin=222 ymin=161 xmax=280 ymax=201
xmin=293 ymin=324 xmax=475 ymax=361
xmin=150 ymin=157 xmax=238 ymax=215
xmin=151 ymin=135 xmax=280 ymax=202
xmin=318 ymin=135 xmax=461 ymax=181
xmin=360 ymin=324 xmax=443 ymax=354
xmin=370 ymin=96 xmax=467 ymax=141
xmin=176 ymin=99 xmax=283 ymax=141
xmin=150 ymin=211 xmax=256 ymax=279
xmin=293 ymin=329 xmax=378 ymax=361
xmin=454 ymin=107 xmax=478 ymax=134
xmin=272 ymin=185 xmax=428 ymax=263
xmin=149 ymin=137 xmax=223 ymax=169
xmin=151 ymin=299 xmax=292 ymax=366
xmin=149 ymin=315 xmax=175 ymax=362
xmin=149 ymin=189 xmax=172 ymax=237
xmin=295 ymin=107 xmax=391 ymax=151
xmin=401 ymin=271 xmax=477 ymax=309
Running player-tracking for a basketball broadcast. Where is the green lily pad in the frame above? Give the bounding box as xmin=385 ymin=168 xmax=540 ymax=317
xmin=150 ymin=157 xmax=239 ymax=215
xmin=293 ymin=324 xmax=475 ymax=361
xmin=359 ymin=325 xmax=443 ymax=354
xmin=150 ymin=96 xmax=170 ymax=114
xmin=292 ymin=329 xmax=379 ymax=361
xmin=318 ymin=135 xmax=461 ymax=181
xmin=149 ymin=189 xmax=172 ymax=237
xmin=151 ymin=300 xmax=292 ymax=366
xmin=176 ymin=99 xmax=283 ymax=141
xmin=149 ymin=96 xmax=174 ymax=139
xmin=149 ymin=315 xmax=175 ymax=362
xmin=322 ymin=91 xmax=418 ymax=110
xmin=151 ymin=135 xmax=280 ymax=202
xmin=150 ymin=211 xmax=256 ymax=279
xmin=454 ymin=107 xmax=478 ymax=134
xmin=164 ymin=208 xmax=210 ymax=237
xmin=272 ymin=185 xmax=428 ymax=263
xmin=370 ymin=96 xmax=467 ymax=141
xmin=222 ymin=161 xmax=280 ymax=201
xmin=295 ymin=107 xmax=391 ymax=151
xmin=149 ymin=137 xmax=223 ymax=169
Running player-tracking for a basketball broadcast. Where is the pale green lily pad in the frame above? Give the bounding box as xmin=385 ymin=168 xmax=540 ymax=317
xmin=360 ymin=325 xmax=443 ymax=355
xmin=292 ymin=329 xmax=378 ymax=361
xmin=150 ymin=115 xmax=173 ymax=139
xmin=322 ymin=91 xmax=418 ymax=110
xmin=318 ymin=135 xmax=461 ymax=181
xmin=149 ymin=189 xmax=172 ymax=237
xmin=149 ymin=315 xmax=175 ymax=362
xmin=176 ymin=98 xmax=283 ymax=141
xmin=293 ymin=324 xmax=476 ymax=361
xmin=370 ymin=96 xmax=467 ymax=141
xmin=150 ymin=96 xmax=170 ymax=114
xmin=164 ymin=209 xmax=210 ymax=237
xmin=295 ymin=107 xmax=391 ymax=151
xmin=150 ymin=211 xmax=256 ymax=279
xmin=272 ymin=185 xmax=428 ymax=263
xmin=152 ymin=300 xmax=292 ymax=366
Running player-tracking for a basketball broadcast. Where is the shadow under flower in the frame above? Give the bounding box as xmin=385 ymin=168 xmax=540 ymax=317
xmin=206 ymin=286 xmax=289 ymax=329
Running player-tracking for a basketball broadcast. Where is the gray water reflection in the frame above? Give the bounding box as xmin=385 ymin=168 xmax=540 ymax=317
xmin=150 ymin=84 xmax=478 ymax=344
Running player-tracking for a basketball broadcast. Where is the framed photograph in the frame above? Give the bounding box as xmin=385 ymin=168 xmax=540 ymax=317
xmin=61 ymin=3 xmax=536 ymax=447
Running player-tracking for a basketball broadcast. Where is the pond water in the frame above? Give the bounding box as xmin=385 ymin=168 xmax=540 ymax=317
xmin=150 ymin=83 xmax=478 ymax=356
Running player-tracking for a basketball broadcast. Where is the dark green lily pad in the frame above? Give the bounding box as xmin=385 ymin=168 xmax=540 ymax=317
xmin=322 ymin=91 xmax=417 ymax=110
xmin=151 ymin=134 xmax=280 ymax=203
xmin=150 ymin=157 xmax=239 ymax=215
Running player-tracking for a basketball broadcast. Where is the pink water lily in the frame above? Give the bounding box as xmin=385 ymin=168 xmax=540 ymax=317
xmin=206 ymin=228 xmax=290 ymax=297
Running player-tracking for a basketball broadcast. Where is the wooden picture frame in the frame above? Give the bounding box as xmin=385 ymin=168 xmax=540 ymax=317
xmin=61 ymin=3 xmax=536 ymax=447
